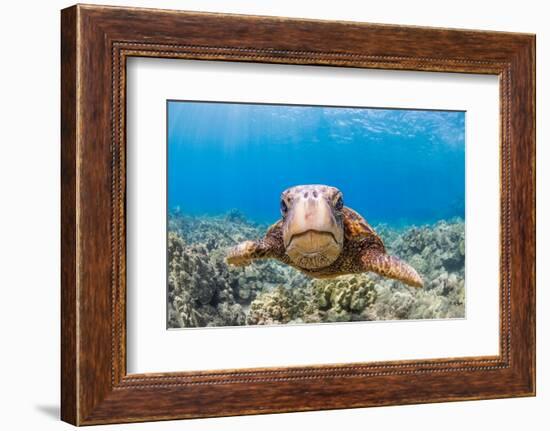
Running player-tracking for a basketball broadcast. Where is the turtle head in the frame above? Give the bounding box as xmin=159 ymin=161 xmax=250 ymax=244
xmin=280 ymin=185 xmax=345 ymax=270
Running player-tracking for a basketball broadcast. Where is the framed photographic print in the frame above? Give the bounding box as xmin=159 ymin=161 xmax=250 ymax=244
xmin=61 ymin=4 xmax=536 ymax=425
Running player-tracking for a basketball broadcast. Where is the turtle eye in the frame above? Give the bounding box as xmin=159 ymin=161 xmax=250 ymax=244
xmin=280 ymin=200 xmax=288 ymax=216
xmin=334 ymin=195 xmax=344 ymax=210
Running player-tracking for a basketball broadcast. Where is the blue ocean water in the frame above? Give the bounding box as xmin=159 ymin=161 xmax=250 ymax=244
xmin=167 ymin=101 xmax=465 ymax=227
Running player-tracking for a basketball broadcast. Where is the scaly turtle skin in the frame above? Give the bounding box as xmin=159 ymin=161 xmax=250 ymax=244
xmin=226 ymin=185 xmax=423 ymax=288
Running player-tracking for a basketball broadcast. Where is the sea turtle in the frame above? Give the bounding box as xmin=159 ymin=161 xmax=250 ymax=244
xmin=226 ymin=185 xmax=423 ymax=288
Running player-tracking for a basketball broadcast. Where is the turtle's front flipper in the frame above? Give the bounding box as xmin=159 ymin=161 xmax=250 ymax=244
xmin=227 ymin=220 xmax=284 ymax=267
xmin=361 ymin=249 xmax=423 ymax=288
xmin=226 ymin=240 xmax=272 ymax=267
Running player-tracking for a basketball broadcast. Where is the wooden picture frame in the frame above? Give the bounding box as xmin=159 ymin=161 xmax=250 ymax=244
xmin=61 ymin=4 xmax=535 ymax=425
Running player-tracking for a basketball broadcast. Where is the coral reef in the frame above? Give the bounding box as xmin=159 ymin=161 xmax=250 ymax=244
xmin=301 ymin=276 xmax=378 ymax=323
xmin=247 ymin=286 xmax=298 ymax=325
xmin=245 ymin=276 xmax=378 ymax=325
xmin=370 ymin=219 xmax=466 ymax=320
xmin=167 ymin=211 xmax=465 ymax=328
xmin=167 ymin=231 xmax=247 ymax=327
